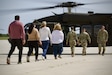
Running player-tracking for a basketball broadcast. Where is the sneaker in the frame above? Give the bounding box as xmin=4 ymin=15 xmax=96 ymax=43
xmin=102 ymin=53 xmax=104 ymax=56
xmin=42 ymin=56 xmax=45 ymax=60
xmin=17 ymin=62 xmax=22 ymax=64
xmin=7 ymin=58 xmax=10 ymax=65
xmin=45 ymin=56 xmax=47 ymax=59
xmin=58 ymin=55 xmax=62 ymax=59
xmin=55 ymin=57 xmax=57 ymax=59
xmin=27 ymin=60 xmax=30 ymax=62
xmin=35 ymin=59 xmax=39 ymax=62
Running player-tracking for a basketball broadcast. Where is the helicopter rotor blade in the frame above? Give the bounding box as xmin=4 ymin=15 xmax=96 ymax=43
xmin=83 ymin=0 xmax=112 ymax=5
xmin=1 ymin=2 xmax=81 ymax=14
xmin=0 ymin=6 xmax=59 ymax=14
xmin=1 ymin=0 xmax=112 ymax=15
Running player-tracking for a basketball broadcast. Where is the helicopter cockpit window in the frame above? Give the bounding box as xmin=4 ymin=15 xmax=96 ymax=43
xmin=81 ymin=25 xmax=92 ymax=36
xmin=24 ymin=23 xmax=32 ymax=33
xmin=94 ymin=25 xmax=102 ymax=37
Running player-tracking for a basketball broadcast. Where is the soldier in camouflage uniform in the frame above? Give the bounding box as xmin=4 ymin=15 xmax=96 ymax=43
xmin=78 ymin=28 xmax=91 ymax=55
xmin=66 ymin=26 xmax=78 ymax=57
xmin=97 ymin=25 xmax=108 ymax=55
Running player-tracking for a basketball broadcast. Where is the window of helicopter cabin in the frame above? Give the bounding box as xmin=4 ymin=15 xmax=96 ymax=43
xmin=94 ymin=25 xmax=102 ymax=37
xmin=81 ymin=25 xmax=92 ymax=36
xmin=68 ymin=27 xmax=71 ymax=31
xmin=68 ymin=26 xmax=80 ymax=35
xmin=75 ymin=27 xmax=80 ymax=36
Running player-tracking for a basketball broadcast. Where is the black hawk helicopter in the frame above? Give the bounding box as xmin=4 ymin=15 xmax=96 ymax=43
xmin=23 ymin=1 xmax=112 ymax=47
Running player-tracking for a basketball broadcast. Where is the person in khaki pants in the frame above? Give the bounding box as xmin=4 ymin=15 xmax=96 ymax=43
xmin=78 ymin=28 xmax=91 ymax=56
xmin=97 ymin=25 xmax=108 ymax=56
xmin=66 ymin=26 xmax=78 ymax=57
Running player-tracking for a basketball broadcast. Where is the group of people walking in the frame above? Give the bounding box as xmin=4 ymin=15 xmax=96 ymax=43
xmin=7 ymin=15 xmax=64 ymax=64
xmin=66 ymin=27 xmax=91 ymax=57
xmin=66 ymin=25 xmax=108 ymax=57
xmin=6 ymin=15 xmax=108 ymax=65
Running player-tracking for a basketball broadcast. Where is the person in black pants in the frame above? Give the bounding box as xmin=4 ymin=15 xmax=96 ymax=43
xmin=7 ymin=15 xmax=25 ymax=64
xmin=27 ymin=41 xmax=39 ymax=62
xmin=27 ymin=23 xmax=42 ymax=62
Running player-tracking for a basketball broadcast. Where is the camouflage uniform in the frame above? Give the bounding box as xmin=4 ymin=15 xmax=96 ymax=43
xmin=97 ymin=29 xmax=108 ymax=55
xmin=79 ymin=31 xmax=91 ymax=55
xmin=66 ymin=30 xmax=78 ymax=57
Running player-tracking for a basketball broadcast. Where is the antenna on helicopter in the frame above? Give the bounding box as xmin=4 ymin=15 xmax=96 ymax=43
xmin=52 ymin=11 xmax=57 ymax=15
xmin=68 ymin=7 xmax=72 ymax=13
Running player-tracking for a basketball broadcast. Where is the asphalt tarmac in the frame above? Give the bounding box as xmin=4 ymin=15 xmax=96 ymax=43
xmin=0 ymin=40 xmax=112 ymax=75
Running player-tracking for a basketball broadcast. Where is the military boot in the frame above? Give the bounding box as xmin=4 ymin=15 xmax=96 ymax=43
xmin=102 ymin=49 xmax=105 ymax=56
xmin=27 ymin=56 xmax=30 ymax=62
xmin=98 ymin=50 xmax=101 ymax=54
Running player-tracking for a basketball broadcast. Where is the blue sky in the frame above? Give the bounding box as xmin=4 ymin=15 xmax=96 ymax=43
xmin=0 ymin=0 xmax=112 ymax=34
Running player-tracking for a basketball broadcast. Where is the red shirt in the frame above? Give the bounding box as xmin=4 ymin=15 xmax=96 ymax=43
xmin=8 ymin=20 xmax=25 ymax=40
